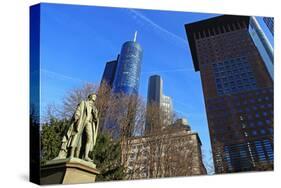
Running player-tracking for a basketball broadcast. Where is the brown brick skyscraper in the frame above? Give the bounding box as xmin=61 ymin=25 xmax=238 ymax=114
xmin=185 ymin=15 xmax=273 ymax=173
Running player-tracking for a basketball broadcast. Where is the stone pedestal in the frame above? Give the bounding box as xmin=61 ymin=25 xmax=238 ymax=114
xmin=40 ymin=158 xmax=100 ymax=185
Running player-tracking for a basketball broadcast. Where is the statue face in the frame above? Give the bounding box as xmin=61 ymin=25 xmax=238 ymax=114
xmin=89 ymin=94 xmax=96 ymax=102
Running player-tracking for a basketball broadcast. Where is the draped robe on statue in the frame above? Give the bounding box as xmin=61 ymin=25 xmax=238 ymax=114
xmin=56 ymin=100 xmax=99 ymax=159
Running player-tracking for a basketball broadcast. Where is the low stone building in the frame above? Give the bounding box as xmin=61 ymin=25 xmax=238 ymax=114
xmin=122 ymin=118 xmax=207 ymax=180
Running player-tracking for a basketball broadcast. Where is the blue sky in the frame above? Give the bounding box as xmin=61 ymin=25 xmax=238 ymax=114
xmin=39 ymin=3 xmax=273 ymax=173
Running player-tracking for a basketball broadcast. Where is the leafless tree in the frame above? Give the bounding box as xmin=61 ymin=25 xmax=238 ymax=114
xmin=43 ymin=82 xmax=145 ymax=136
xmin=202 ymin=149 xmax=215 ymax=175
xmin=122 ymin=101 xmax=206 ymax=179
xmin=43 ymin=83 xmax=206 ymax=179
xmin=61 ymin=83 xmax=98 ymax=119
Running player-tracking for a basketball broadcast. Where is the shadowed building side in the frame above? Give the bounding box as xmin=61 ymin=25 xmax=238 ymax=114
xmin=100 ymin=55 xmax=119 ymax=88
xmin=147 ymin=75 xmax=163 ymax=105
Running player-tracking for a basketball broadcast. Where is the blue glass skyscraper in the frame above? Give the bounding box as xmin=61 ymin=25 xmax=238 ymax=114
xmin=103 ymin=32 xmax=143 ymax=137
xmin=263 ymin=17 xmax=274 ymax=36
xmin=112 ymin=32 xmax=143 ymax=95
xmin=248 ymin=17 xmax=273 ymax=80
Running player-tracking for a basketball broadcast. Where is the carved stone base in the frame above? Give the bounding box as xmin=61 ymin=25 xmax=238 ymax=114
xmin=40 ymin=157 xmax=100 ymax=185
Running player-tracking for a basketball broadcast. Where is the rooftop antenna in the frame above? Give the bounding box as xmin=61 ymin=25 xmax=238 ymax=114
xmin=133 ymin=31 xmax=138 ymax=42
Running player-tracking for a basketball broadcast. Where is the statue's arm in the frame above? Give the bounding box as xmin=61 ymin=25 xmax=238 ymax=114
xmin=72 ymin=101 xmax=84 ymax=131
xmin=74 ymin=101 xmax=84 ymax=121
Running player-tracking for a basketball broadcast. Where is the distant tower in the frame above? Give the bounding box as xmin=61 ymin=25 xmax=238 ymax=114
xmin=145 ymin=75 xmax=173 ymax=134
xmin=147 ymin=75 xmax=163 ymax=106
xmin=112 ymin=31 xmax=143 ymax=95
xmin=185 ymin=15 xmax=273 ymax=173
xmin=145 ymin=75 xmax=163 ymax=134
xmin=100 ymin=55 xmax=119 ymax=88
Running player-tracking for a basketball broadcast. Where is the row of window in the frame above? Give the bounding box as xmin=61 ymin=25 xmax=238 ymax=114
xmin=219 ymin=140 xmax=273 ymax=170
xmin=207 ymin=88 xmax=273 ymax=102
xmin=213 ymin=57 xmax=257 ymax=96
xmin=195 ymin=23 xmax=247 ymax=40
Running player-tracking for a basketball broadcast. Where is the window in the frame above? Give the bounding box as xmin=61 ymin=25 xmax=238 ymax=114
xmin=263 ymin=140 xmax=273 ymax=161
xmin=255 ymin=141 xmax=266 ymax=162
xmin=257 ymin=121 xmax=263 ymax=126
xmin=265 ymin=96 xmax=270 ymax=101
xmin=267 ymin=104 xmax=272 ymax=108
xmin=249 ymin=122 xmax=255 ymax=127
xmin=250 ymin=99 xmax=255 ymax=103
xmin=247 ymin=115 xmax=252 ymax=120
xmin=212 ymin=57 xmax=257 ymax=96
xmin=260 ymin=129 xmax=266 ymax=134
xmin=265 ymin=119 xmax=271 ymax=125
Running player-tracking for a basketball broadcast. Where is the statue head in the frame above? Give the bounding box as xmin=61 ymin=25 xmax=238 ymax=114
xmin=87 ymin=93 xmax=97 ymax=102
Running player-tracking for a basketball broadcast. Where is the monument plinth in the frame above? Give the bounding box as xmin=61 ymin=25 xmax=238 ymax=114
xmin=41 ymin=158 xmax=100 ymax=185
xmin=41 ymin=93 xmax=101 ymax=185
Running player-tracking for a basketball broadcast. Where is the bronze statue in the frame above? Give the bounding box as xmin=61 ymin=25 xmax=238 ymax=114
xmin=55 ymin=93 xmax=99 ymax=162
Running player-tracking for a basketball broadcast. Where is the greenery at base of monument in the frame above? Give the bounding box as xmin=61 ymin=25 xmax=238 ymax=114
xmin=93 ymin=133 xmax=125 ymax=181
xmin=40 ymin=117 xmax=125 ymax=180
xmin=41 ymin=118 xmax=69 ymax=164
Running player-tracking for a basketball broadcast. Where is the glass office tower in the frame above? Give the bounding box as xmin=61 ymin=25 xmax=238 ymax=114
xmin=161 ymin=95 xmax=173 ymax=126
xmin=112 ymin=40 xmax=143 ymax=95
xmin=248 ymin=17 xmax=273 ymax=80
xmin=185 ymin=15 xmax=273 ymax=173
xmin=147 ymin=75 xmax=163 ymax=105
xmin=104 ymin=34 xmax=143 ymax=137
xmin=263 ymin=17 xmax=274 ymax=36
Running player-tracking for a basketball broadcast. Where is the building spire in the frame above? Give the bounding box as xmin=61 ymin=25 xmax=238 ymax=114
xmin=133 ymin=31 xmax=138 ymax=42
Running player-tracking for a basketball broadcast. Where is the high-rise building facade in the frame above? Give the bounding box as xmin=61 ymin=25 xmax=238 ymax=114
xmin=112 ymin=39 xmax=143 ymax=95
xmin=161 ymin=95 xmax=173 ymax=126
xmin=263 ymin=17 xmax=274 ymax=36
xmin=100 ymin=55 xmax=119 ymax=88
xmin=147 ymin=75 xmax=163 ymax=105
xmin=185 ymin=15 xmax=273 ymax=173
xmin=145 ymin=75 xmax=173 ymax=134
xmin=103 ymin=33 xmax=143 ymax=137
xmin=248 ymin=17 xmax=273 ymax=80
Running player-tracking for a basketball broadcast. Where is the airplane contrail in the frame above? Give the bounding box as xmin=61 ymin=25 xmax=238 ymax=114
xmin=128 ymin=9 xmax=187 ymax=47
xmin=40 ymin=68 xmax=92 ymax=83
